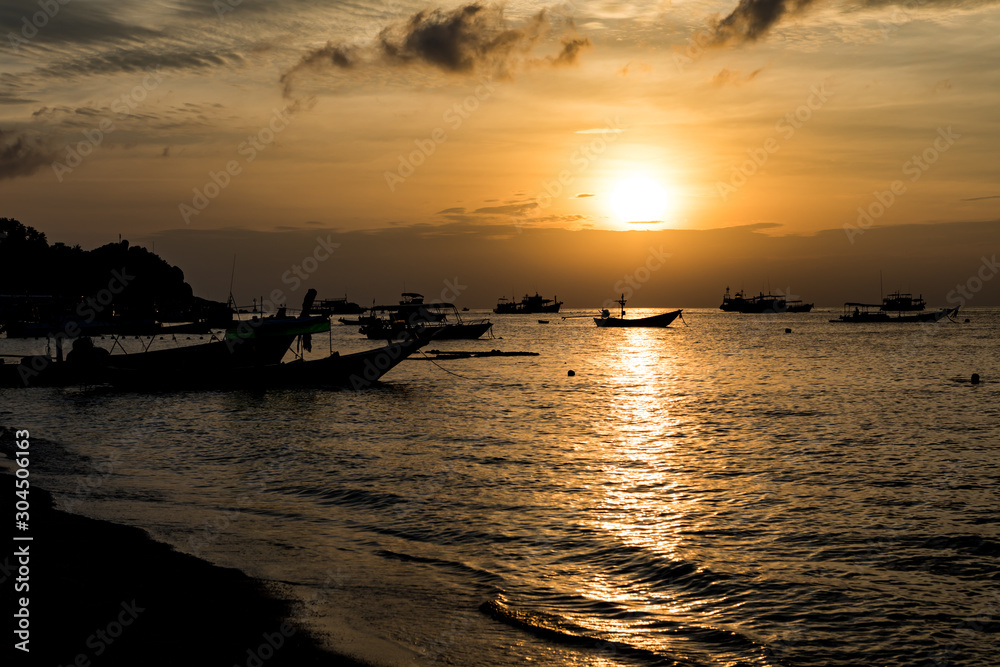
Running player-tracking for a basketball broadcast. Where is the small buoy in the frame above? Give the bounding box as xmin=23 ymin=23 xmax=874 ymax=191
xmin=568 ymin=370 xmax=575 ymax=376
xmin=971 ymin=373 xmax=980 ymax=384
xmin=785 ymin=328 xmax=792 ymax=334
xmin=964 ymin=318 xmax=970 ymax=323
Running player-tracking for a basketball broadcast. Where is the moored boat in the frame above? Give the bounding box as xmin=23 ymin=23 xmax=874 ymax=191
xmin=313 ymin=295 xmax=366 ymax=315
xmin=359 ymin=317 xmax=492 ymax=341
xmin=494 ymin=292 xmax=563 ymax=314
xmin=594 ymin=295 xmax=682 ymax=328
xmin=104 ymin=336 xmax=428 ymax=390
xmin=1 ymin=290 xmax=330 ymax=388
xmin=720 ymin=287 xmax=813 ymax=313
xmin=881 ymin=291 xmax=926 ymax=312
xmin=831 ymin=303 xmax=958 ymax=323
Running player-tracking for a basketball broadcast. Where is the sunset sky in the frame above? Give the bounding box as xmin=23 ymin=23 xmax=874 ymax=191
xmin=1 ymin=0 xmax=998 ymax=306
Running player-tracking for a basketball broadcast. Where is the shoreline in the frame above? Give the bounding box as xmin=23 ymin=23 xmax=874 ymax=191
xmin=3 ymin=470 xmax=371 ymax=667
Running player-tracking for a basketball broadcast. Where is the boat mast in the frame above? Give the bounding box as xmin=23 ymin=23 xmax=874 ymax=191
xmin=617 ymin=293 xmax=627 ymax=319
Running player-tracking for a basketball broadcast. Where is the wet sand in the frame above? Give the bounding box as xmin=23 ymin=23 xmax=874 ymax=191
xmin=4 ymin=473 xmax=370 ymax=666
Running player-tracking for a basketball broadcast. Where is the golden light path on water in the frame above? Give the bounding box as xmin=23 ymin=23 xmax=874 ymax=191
xmin=579 ymin=328 xmax=705 ymax=651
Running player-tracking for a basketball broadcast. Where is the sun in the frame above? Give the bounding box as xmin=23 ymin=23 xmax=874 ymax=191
xmin=609 ymin=175 xmax=672 ymax=228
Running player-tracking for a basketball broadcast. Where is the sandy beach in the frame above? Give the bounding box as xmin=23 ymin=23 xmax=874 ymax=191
xmin=3 ymin=471 xmax=369 ymax=667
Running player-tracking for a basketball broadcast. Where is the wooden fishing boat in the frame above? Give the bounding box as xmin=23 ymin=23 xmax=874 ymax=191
xmin=831 ymin=303 xmax=959 ymax=323
xmin=594 ymin=295 xmax=682 ymax=328
xmin=104 ymin=336 xmax=428 ymax=390
xmin=359 ymin=318 xmax=492 ymax=340
xmin=0 ymin=290 xmax=331 ymax=388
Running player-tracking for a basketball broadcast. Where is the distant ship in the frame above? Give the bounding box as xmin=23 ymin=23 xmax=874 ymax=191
xmin=831 ymin=303 xmax=957 ymax=323
xmin=719 ymin=288 xmax=813 ymax=313
xmin=494 ymin=292 xmax=563 ymax=314
xmin=313 ymin=295 xmax=365 ymax=315
xmin=880 ymin=291 xmax=926 ymax=312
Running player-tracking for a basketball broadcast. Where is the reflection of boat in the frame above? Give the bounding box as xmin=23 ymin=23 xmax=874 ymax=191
xmin=594 ymin=295 xmax=682 ymax=328
xmin=881 ymin=291 xmax=926 ymax=312
xmin=494 ymin=292 xmax=563 ymax=314
xmin=831 ymin=303 xmax=959 ymax=323
xmin=720 ymin=288 xmax=813 ymax=313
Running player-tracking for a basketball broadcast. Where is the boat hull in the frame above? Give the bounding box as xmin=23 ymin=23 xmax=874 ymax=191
xmin=594 ymin=310 xmax=682 ymax=328
xmin=831 ymin=307 xmax=958 ymax=323
xmin=362 ymin=321 xmax=492 ymax=340
xmin=104 ymin=338 xmax=427 ymax=390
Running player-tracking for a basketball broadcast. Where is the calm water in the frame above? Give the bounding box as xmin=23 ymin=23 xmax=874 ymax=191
xmin=2 ymin=308 xmax=998 ymax=666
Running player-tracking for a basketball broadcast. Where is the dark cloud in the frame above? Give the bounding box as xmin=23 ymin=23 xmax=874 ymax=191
xmin=573 ymin=193 xmax=595 ymax=198
xmin=962 ymin=195 xmax=1000 ymax=201
xmin=281 ymin=4 xmax=588 ymax=97
xmin=711 ymin=0 xmax=818 ymax=44
xmin=0 ymin=130 xmax=57 ymax=181
xmin=0 ymin=0 xmax=159 ymax=48
xmin=549 ymin=37 xmax=592 ymax=66
xmin=710 ymin=0 xmax=1000 ymax=44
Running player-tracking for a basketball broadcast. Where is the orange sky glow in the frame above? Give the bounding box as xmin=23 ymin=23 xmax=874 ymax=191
xmin=1 ymin=0 xmax=998 ymax=306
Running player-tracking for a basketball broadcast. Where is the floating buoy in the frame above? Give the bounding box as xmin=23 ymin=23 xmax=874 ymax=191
xmin=785 ymin=328 xmax=792 ymax=334
xmin=964 ymin=318 xmax=970 ymax=323
xmin=972 ymin=373 xmax=980 ymax=385
xmin=568 ymin=370 xmax=575 ymax=377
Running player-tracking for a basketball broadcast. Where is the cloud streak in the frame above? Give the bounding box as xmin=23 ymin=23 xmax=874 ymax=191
xmin=281 ymin=4 xmax=590 ymax=97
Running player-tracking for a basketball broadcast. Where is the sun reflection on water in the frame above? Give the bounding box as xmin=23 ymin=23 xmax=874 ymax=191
xmin=580 ymin=327 xmax=706 ymax=639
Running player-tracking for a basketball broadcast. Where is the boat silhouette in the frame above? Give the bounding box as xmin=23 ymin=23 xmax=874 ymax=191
xmin=594 ymin=295 xmax=682 ymax=328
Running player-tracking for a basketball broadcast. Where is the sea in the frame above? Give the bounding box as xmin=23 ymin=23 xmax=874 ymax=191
xmin=2 ymin=307 xmax=998 ymax=667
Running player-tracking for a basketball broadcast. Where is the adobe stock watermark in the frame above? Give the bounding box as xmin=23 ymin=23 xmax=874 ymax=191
xmin=885 ymin=254 xmax=989 ymax=370
xmin=877 ymin=0 xmax=930 ymax=40
xmin=223 ymin=235 xmax=339 ymax=352
xmin=672 ymin=27 xmax=714 ymax=73
xmin=384 ymin=76 xmax=498 ymax=192
xmin=843 ymin=126 xmax=960 ymax=243
xmin=604 ymin=245 xmax=672 ymax=307
xmin=716 ymin=82 xmax=832 ymax=201
xmin=213 ymin=0 xmax=244 ymax=19
xmin=16 ymin=267 xmax=133 ymax=386
xmin=50 ymin=67 xmax=164 ymax=182
xmin=7 ymin=0 xmax=72 ymax=51
xmin=510 ymin=116 xmax=626 ymax=232
xmin=179 ymin=106 xmax=295 ymax=224
xmin=946 ymin=254 xmax=998 ymax=308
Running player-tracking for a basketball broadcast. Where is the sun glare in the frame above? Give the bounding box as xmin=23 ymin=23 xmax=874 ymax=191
xmin=609 ymin=175 xmax=672 ymax=229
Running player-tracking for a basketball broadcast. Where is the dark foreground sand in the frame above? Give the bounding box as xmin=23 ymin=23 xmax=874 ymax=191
xmin=4 ymin=473 xmax=369 ymax=667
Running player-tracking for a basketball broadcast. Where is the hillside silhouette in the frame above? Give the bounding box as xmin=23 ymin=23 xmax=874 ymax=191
xmin=0 ymin=218 xmax=230 ymax=328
